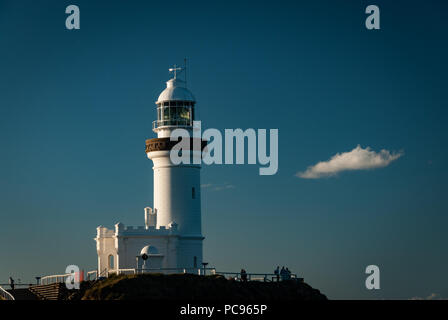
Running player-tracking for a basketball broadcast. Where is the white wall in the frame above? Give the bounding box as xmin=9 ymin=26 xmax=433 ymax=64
xmin=95 ymin=227 xmax=116 ymax=274
xmin=148 ymin=150 xmax=202 ymax=237
xmin=96 ymin=227 xmax=204 ymax=272
xmin=115 ymin=235 xmax=178 ymax=269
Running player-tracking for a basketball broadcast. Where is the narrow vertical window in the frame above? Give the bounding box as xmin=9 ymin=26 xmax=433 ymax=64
xmin=108 ymin=254 xmax=114 ymax=269
xmin=192 ymin=187 xmax=195 ymax=199
xmin=194 ymin=256 xmax=197 ymax=268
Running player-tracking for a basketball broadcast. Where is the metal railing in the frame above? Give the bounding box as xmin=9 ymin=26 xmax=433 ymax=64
xmin=153 ymin=119 xmax=192 ymax=129
xmin=82 ymin=269 xmax=107 ymax=282
xmin=40 ymin=274 xmax=71 ymax=285
xmin=108 ymin=267 xmax=217 ymax=276
xmin=0 ymin=285 xmax=15 ymax=301
xmin=86 ymin=270 xmax=98 ymax=281
xmin=214 ymin=271 xmax=302 ymax=282
xmin=54 ymin=268 xmax=302 ymax=284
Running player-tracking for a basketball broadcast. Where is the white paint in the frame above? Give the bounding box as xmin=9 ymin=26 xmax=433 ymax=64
xmin=144 ymin=207 xmax=157 ymax=229
xmin=149 ymin=150 xmax=202 ymax=236
xmin=157 ymin=78 xmax=195 ymax=103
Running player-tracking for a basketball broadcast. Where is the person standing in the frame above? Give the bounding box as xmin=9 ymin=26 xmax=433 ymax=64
xmin=274 ymin=266 xmax=280 ymax=282
xmin=9 ymin=277 xmax=15 ymax=290
xmin=240 ymin=269 xmax=248 ymax=282
xmin=286 ymin=267 xmax=291 ymax=280
xmin=280 ymin=266 xmax=286 ymax=281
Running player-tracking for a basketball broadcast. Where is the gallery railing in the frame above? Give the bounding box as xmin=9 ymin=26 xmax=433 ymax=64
xmin=153 ymin=119 xmax=192 ymax=129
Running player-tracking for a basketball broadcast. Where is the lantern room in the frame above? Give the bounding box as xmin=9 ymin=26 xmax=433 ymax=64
xmin=153 ymin=68 xmax=196 ymax=132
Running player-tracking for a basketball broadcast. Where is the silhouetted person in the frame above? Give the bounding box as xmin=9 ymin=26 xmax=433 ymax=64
xmin=286 ymin=267 xmax=291 ymax=280
xmin=240 ymin=269 xmax=247 ymax=282
xmin=274 ymin=266 xmax=280 ymax=282
xmin=280 ymin=266 xmax=286 ymax=281
xmin=9 ymin=277 xmax=14 ymax=290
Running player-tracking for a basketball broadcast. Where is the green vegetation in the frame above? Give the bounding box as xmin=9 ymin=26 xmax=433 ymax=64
xmin=81 ymin=273 xmax=326 ymax=301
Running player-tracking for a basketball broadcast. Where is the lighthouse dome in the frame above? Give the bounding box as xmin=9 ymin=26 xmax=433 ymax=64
xmin=156 ymin=78 xmax=195 ymax=104
xmin=141 ymin=245 xmax=159 ymax=256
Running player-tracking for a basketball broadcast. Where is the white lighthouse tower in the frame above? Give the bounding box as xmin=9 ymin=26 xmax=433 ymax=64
xmin=146 ymin=65 xmax=205 ymax=267
xmin=95 ymin=65 xmax=205 ymax=274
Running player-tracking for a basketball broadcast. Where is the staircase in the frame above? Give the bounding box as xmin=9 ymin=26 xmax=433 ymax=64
xmin=28 ymin=283 xmax=69 ymax=300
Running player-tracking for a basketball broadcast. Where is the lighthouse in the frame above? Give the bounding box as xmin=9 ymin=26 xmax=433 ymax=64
xmin=146 ymin=65 xmax=202 ymax=236
xmin=146 ymin=64 xmax=205 ymax=267
xmin=95 ymin=65 xmax=205 ymax=274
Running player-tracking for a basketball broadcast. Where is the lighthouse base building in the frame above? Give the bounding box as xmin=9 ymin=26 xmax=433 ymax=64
xmin=95 ymin=209 xmax=204 ymax=273
xmin=95 ymin=65 xmax=205 ymax=275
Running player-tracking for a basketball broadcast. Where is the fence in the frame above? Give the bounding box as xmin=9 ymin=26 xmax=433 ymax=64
xmin=107 ymin=267 xmax=217 ymax=276
xmin=39 ymin=274 xmax=71 ymax=285
xmin=86 ymin=270 xmax=98 ymax=281
xmin=37 ymin=269 xmax=105 ymax=285
xmin=214 ymin=271 xmax=302 ymax=282
xmin=37 ymin=268 xmax=302 ymax=285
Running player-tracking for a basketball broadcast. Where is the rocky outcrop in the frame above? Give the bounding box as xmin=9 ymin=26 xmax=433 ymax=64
xmin=81 ymin=274 xmax=327 ymax=301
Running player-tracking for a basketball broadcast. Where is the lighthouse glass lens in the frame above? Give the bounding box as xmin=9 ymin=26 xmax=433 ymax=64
xmin=180 ymin=107 xmax=190 ymax=121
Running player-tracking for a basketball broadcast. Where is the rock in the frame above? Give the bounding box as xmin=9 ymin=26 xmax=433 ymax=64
xmin=80 ymin=273 xmax=327 ymax=301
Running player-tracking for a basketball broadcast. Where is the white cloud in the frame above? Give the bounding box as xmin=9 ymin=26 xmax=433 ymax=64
xmin=297 ymin=145 xmax=403 ymax=179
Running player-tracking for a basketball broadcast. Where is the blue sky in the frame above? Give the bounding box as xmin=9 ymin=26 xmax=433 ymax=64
xmin=0 ymin=0 xmax=447 ymax=299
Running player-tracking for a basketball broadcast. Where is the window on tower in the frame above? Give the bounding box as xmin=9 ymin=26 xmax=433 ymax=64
xmin=180 ymin=107 xmax=190 ymax=120
xmin=155 ymin=101 xmax=195 ymax=128
xmin=163 ymin=106 xmax=170 ymax=120
xmin=108 ymin=254 xmax=114 ymax=269
xmin=192 ymin=187 xmax=195 ymax=199
xmin=173 ymin=107 xmax=180 ymax=119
